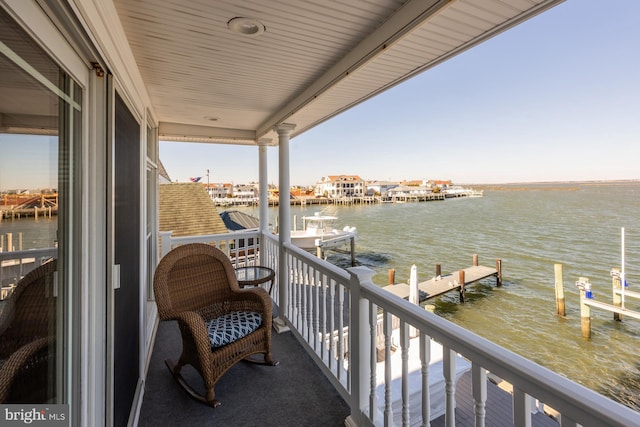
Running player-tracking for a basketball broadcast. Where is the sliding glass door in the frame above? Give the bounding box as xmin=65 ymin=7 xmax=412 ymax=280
xmin=0 ymin=6 xmax=81 ymax=406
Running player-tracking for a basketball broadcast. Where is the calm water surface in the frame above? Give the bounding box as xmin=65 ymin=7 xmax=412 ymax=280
xmin=242 ymin=182 xmax=640 ymax=410
xmin=0 ymin=217 xmax=57 ymax=250
xmin=4 ymin=183 xmax=639 ymax=410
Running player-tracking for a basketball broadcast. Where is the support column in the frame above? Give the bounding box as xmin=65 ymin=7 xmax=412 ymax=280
xmin=274 ymin=123 xmax=295 ymax=333
xmin=258 ymin=138 xmax=270 ymax=266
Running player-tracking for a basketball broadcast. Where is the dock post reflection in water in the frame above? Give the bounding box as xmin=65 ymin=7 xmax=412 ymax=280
xmin=554 ymin=263 xmax=565 ymax=317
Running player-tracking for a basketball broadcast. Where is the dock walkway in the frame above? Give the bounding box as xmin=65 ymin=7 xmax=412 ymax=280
xmin=384 ymin=264 xmax=500 ymax=302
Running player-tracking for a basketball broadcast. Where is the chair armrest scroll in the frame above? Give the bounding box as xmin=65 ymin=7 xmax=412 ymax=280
xmin=174 ymin=311 xmax=213 ymax=361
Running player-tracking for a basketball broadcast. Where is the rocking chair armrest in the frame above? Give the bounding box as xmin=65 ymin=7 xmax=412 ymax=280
xmin=0 ymin=337 xmax=51 ymax=403
xmin=174 ymin=311 xmax=213 ymax=359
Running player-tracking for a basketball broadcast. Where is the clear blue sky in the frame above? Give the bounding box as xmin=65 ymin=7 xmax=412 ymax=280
xmin=0 ymin=134 xmax=58 ymax=191
xmin=161 ymin=0 xmax=640 ymax=186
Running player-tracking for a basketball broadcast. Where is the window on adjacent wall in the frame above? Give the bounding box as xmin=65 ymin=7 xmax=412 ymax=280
xmin=0 ymin=7 xmax=81 ymax=405
xmin=146 ymin=123 xmax=158 ymax=299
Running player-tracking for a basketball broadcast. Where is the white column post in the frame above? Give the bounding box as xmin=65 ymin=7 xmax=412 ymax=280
xmin=274 ymin=123 xmax=295 ymax=332
xmin=258 ymin=138 xmax=270 ymax=266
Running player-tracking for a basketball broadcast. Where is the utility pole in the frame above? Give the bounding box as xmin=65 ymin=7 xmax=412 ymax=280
xmin=207 ymin=169 xmax=210 ymax=199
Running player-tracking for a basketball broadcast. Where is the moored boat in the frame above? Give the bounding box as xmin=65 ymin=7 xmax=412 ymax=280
xmin=291 ymin=213 xmax=357 ymax=250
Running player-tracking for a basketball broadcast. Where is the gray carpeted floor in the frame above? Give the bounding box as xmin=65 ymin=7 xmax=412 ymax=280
xmin=138 ymin=320 xmax=350 ymax=427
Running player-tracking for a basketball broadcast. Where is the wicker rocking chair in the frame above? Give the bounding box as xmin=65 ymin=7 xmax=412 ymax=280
xmin=0 ymin=259 xmax=56 ymax=403
xmin=153 ymin=243 xmax=277 ymax=407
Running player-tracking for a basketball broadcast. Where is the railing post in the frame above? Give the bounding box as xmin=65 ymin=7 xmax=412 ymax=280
xmin=472 ymin=363 xmax=487 ymax=427
xmin=159 ymin=231 xmax=172 ymax=257
xmin=443 ymin=345 xmax=457 ymax=427
xmin=409 ymin=264 xmax=419 ymax=337
xmin=513 ymin=387 xmax=532 ymax=427
xmin=347 ymin=266 xmax=375 ymax=426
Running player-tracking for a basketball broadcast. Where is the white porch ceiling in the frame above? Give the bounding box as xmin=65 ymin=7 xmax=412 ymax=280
xmin=113 ymin=0 xmax=564 ymax=146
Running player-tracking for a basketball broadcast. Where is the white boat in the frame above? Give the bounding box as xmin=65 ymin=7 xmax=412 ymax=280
xmin=290 ymin=213 xmax=357 ymax=250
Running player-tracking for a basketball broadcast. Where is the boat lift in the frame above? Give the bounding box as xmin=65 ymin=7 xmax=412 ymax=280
xmin=573 ymin=228 xmax=640 ymax=338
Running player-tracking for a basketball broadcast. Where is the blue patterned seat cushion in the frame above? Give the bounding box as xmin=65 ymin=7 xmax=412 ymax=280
xmin=205 ymin=311 xmax=262 ymax=348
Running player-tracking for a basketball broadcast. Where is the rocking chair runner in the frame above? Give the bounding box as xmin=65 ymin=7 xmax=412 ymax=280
xmin=153 ymin=243 xmax=277 ymax=407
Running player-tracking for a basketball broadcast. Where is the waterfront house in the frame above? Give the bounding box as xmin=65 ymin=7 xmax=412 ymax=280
xmin=366 ymin=181 xmax=400 ymax=197
xmin=1 ymin=1 xmax=639 ymax=426
xmin=231 ymin=184 xmax=258 ymax=203
xmin=315 ymin=175 xmax=366 ymax=198
xmin=206 ymin=182 xmax=233 ymax=201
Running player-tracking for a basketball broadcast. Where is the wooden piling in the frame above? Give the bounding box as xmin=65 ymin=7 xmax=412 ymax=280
xmin=350 ymin=236 xmax=355 ymax=267
xmin=435 ymin=263 xmax=441 ymax=277
xmin=473 ymin=254 xmax=478 ymax=267
xmin=554 ymin=263 xmax=565 ymax=317
xmin=388 ymin=268 xmax=395 ymax=285
xmin=612 ymin=267 xmax=622 ymax=321
xmin=496 ymin=259 xmax=502 ymax=286
xmin=459 ymin=270 xmax=466 ymax=302
xmin=6 ymin=233 xmax=12 ymax=252
xmin=579 ymin=276 xmax=591 ymax=339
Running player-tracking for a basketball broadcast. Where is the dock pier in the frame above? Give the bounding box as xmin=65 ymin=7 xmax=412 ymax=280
xmin=383 ymin=255 xmax=502 ymax=303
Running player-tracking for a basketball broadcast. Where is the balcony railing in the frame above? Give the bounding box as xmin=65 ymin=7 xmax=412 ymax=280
xmin=0 ymin=247 xmax=57 ymax=298
xmin=157 ymin=230 xmax=640 ymax=425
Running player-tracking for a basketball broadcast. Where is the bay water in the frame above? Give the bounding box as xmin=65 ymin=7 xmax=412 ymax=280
xmin=3 ymin=182 xmax=639 ymax=410
xmin=241 ymin=181 xmax=640 ymax=410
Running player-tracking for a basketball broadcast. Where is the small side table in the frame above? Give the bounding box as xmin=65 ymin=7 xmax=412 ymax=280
xmin=234 ymin=266 xmax=275 ymax=295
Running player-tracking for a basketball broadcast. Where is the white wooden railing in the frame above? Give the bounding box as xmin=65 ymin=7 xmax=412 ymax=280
xmin=160 ymin=231 xmax=640 ymax=427
xmin=160 ymin=230 xmax=261 ymax=268
xmin=0 ymin=247 xmax=57 ymax=297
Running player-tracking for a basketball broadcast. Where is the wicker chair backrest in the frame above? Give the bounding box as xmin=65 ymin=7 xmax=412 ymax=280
xmin=154 ymin=244 xmax=240 ymax=320
xmin=0 ymin=259 xmax=57 ymax=357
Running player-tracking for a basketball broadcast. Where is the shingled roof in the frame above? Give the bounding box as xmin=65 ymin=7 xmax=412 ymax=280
xmin=159 ymin=183 xmax=228 ymax=236
xmin=220 ymin=210 xmax=260 ymax=231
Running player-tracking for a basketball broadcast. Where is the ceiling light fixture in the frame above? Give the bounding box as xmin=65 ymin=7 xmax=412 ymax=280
xmin=227 ymin=17 xmax=266 ymax=36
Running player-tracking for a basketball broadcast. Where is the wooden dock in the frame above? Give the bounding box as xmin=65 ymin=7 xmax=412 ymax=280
xmin=383 ymin=258 xmax=502 ymax=302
